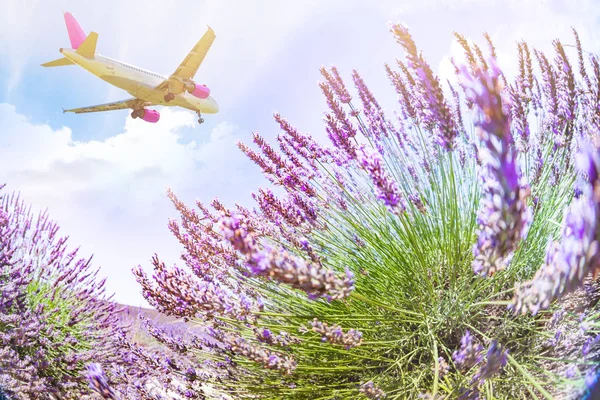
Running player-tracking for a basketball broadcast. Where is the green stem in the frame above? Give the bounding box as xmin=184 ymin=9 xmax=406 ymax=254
xmin=471 ymin=300 xmax=513 ymax=307
xmin=506 ymin=354 xmax=553 ymax=400
xmin=431 ymin=332 xmax=439 ymax=396
xmin=349 ymin=292 xmax=423 ymax=317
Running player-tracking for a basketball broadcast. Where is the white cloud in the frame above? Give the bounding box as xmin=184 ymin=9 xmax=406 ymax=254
xmin=0 ymin=0 xmax=44 ymax=94
xmin=436 ymin=0 xmax=600 ymax=86
xmin=0 ymin=0 xmax=334 ymax=106
xmin=382 ymin=0 xmax=501 ymax=17
xmin=0 ymin=103 xmax=260 ymax=306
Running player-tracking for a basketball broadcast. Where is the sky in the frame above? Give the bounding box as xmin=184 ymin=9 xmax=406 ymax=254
xmin=1 ymin=0 xmax=599 ymax=307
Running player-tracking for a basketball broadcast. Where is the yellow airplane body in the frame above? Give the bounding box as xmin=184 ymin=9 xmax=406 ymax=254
xmin=42 ymin=12 xmax=218 ymax=124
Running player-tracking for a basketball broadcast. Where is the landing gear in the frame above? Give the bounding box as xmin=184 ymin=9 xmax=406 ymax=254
xmin=197 ymin=111 xmax=204 ymax=124
xmin=164 ymin=92 xmax=175 ymax=102
xmin=131 ymin=109 xmax=145 ymax=119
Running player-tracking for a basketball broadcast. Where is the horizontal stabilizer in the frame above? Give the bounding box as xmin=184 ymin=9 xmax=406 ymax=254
xmin=76 ymin=31 xmax=98 ymax=58
xmin=41 ymin=57 xmax=75 ymax=67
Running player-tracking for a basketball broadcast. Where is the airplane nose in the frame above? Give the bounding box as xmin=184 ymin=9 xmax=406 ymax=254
xmin=210 ymin=97 xmax=219 ymax=113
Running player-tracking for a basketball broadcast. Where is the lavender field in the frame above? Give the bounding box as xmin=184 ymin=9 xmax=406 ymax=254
xmin=3 ymin=11 xmax=600 ymax=400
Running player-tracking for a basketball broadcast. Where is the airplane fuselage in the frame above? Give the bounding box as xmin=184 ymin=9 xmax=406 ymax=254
xmin=59 ymin=48 xmax=219 ymax=114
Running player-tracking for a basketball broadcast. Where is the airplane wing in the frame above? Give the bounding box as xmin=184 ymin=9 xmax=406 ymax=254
xmin=156 ymin=26 xmax=215 ymax=91
xmin=63 ymin=98 xmax=149 ymax=114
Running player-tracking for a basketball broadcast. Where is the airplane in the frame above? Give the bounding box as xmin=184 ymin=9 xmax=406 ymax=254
xmin=41 ymin=12 xmax=219 ymax=124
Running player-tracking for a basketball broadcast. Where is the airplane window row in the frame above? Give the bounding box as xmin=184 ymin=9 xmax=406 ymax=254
xmin=119 ymin=62 xmax=162 ymax=78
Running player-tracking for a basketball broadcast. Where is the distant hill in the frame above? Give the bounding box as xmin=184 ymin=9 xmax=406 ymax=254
xmin=113 ymin=303 xmax=197 ymax=348
xmin=115 ymin=303 xmax=184 ymax=326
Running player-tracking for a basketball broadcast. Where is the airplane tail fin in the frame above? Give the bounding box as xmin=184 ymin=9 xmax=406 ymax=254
xmin=64 ymin=12 xmax=87 ymax=49
xmin=41 ymin=57 xmax=75 ymax=67
xmin=41 ymin=12 xmax=94 ymax=67
xmin=75 ymin=32 xmax=98 ymax=58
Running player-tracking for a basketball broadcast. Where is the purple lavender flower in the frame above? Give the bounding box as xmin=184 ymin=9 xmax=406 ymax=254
xmin=208 ymin=328 xmax=297 ymax=374
xmin=550 ymin=330 xmax=562 ymax=347
xmin=359 ymin=381 xmax=386 ymax=399
xmin=586 ymin=369 xmax=599 ymax=394
xmin=133 ymin=255 xmax=256 ymax=322
xmin=385 ymin=62 xmax=419 ymax=121
xmin=511 ymin=144 xmax=600 ymax=315
xmin=535 ymin=50 xmax=562 ymax=146
xmin=433 ymin=356 xmax=450 ymax=378
xmin=319 ymin=78 xmax=359 ymax=158
xmin=255 ymin=327 xmax=302 ymax=347
xmin=565 ymin=365 xmax=578 ymax=379
xmin=352 ymin=69 xmax=391 ymax=140
xmin=0 ymin=188 xmax=146 ymax=398
xmin=409 ymin=193 xmax=427 ymax=214
xmin=553 ymin=39 xmax=577 ymax=145
xmin=511 ymin=185 xmax=599 ymax=314
xmin=219 ymin=213 xmax=354 ymax=300
xmin=389 ymin=23 xmax=458 ymax=150
xmin=459 ymin=59 xmax=531 ymax=276
xmin=582 ymin=335 xmax=600 ymax=357
xmin=359 ymin=146 xmax=405 ymax=213
xmin=550 ymin=308 xmax=565 ymax=327
xmin=452 ymin=330 xmax=484 ymax=371
xmin=309 ymin=318 xmax=363 ymax=350
xmin=86 ymin=363 xmax=119 ymax=399
xmin=320 ymin=66 xmax=352 ymax=104
xmin=471 ymin=341 xmax=508 ymax=385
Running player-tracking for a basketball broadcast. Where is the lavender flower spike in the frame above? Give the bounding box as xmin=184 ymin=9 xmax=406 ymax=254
xmin=310 ymin=318 xmax=363 ymax=349
xmin=359 ymin=381 xmax=386 ymax=399
xmin=452 ymin=330 xmax=484 ymax=371
xmin=86 ymin=363 xmax=120 ymax=399
xmin=460 ymin=59 xmax=531 ymax=276
xmin=471 ymin=341 xmax=508 ymax=385
xmin=511 ymin=200 xmax=597 ymax=314
xmin=219 ymin=212 xmax=355 ymax=300
xmin=512 ymin=143 xmax=600 ymax=314
xmin=359 ymin=146 xmax=405 ymax=213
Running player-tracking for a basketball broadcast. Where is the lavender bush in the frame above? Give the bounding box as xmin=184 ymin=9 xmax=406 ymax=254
xmin=121 ymin=25 xmax=599 ymax=399
xmin=0 ymin=188 xmax=172 ymax=399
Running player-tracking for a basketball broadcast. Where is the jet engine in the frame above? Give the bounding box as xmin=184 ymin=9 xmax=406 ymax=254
xmin=184 ymin=81 xmax=211 ymax=99
xmin=141 ymin=109 xmax=160 ymax=123
xmin=132 ymin=108 xmax=160 ymax=123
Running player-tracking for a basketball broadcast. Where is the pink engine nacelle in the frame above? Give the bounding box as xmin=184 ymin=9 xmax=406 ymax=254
xmin=141 ymin=109 xmax=160 ymax=123
xmin=187 ymin=83 xmax=211 ymax=99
